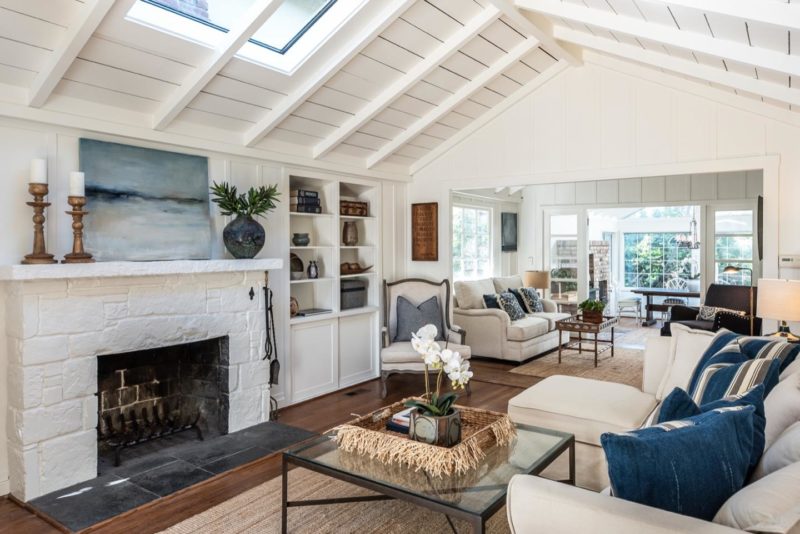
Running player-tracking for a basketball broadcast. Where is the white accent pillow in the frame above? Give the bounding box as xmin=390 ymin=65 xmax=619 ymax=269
xmin=780 ymin=358 xmax=800 ymax=381
xmin=764 ymin=371 xmax=800 ymax=448
xmin=492 ymin=274 xmax=523 ymax=293
xmin=655 ymin=323 xmax=715 ymax=401
xmin=752 ymin=422 xmax=800 ymax=482
xmin=714 ymin=462 xmax=800 ymax=533
xmin=453 ymin=279 xmax=494 ymax=310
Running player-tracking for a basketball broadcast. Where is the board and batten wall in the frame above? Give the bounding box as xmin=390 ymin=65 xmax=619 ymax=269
xmin=0 ymin=116 xmax=407 ymax=496
xmin=407 ymin=56 xmax=793 ymax=289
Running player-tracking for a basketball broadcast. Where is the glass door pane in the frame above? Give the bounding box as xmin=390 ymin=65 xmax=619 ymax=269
xmin=714 ymin=209 xmax=754 ymax=286
xmin=549 ymin=214 xmax=578 ymax=307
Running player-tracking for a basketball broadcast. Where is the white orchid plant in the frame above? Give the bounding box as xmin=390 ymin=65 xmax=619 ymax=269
xmin=405 ymin=324 xmax=473 ymax=417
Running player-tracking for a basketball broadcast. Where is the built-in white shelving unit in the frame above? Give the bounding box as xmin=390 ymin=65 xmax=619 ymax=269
xmin=285 ymin=170 xmax=381 ymax=404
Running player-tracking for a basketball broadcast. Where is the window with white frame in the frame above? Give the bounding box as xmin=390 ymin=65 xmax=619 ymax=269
xmin=715 ymin=210 xmax=754 ymax=286
xmin=452 ymin=205 xmax=492 ymax=281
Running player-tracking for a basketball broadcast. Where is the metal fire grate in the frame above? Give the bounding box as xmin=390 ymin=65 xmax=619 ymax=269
xmin=99 ymin=400 xmax=203 ymax=466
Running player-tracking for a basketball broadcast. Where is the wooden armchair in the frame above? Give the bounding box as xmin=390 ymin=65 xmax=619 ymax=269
xmin=381 ymin=278 xmax=471 ymax=398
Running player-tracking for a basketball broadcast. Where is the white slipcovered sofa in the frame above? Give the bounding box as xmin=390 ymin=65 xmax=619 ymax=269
xmin=453 ymin=275 xmax=570 ymax=361
xmin=505 ymin=324 xmax=800 ymax=533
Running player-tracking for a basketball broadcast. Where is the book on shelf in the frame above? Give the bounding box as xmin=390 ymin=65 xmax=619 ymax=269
xmin=291 ymin=205 xmax=322 ymax=214
xmin=296 ymin=308 xmax=331 ymax=317
xmin=290 ymin=189 xmax=319 ymax=198
xmin=289 ymin=196 xmax=321 ymax=206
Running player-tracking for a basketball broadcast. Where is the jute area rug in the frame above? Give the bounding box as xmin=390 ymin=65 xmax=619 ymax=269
xmin=509 ymin=345 xmax=644 ymax=389
xmin=159 ymin=466 xmax=510 ymax=534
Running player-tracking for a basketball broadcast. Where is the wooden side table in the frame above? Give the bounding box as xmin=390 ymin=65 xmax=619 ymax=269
xmin=556 ymin=315 xmax=619 ymax=367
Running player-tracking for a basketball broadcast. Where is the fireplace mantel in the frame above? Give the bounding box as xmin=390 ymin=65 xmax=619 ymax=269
xmin=0 ymin=258 xmax=282 ymax=281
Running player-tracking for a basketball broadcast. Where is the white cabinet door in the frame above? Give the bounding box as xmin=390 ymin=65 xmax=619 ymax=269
xmin=338 ymin=313 xmax=377 ymax=388
xmin=290 ymin=319 xmax=338 ymax=403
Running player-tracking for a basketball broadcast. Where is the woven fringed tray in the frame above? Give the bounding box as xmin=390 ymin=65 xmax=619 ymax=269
xmin=331 ymin=398 xmax=516 ymax=478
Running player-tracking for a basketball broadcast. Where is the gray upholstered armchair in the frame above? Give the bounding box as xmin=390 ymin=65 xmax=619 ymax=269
xmin=381 ymin=278 xmax=472 ymax=398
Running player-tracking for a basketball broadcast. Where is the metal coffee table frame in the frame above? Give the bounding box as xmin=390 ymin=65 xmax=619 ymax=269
xmin=281 ymin=424 xmax=574 ymax=534
xmin=556 ymin=315 xmax=619 ymax=367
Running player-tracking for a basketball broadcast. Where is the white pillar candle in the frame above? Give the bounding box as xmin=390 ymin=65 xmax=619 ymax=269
xmin=69 ymin=171 xmax=85 ymax=197
xmin=30 ymin=158 xmax=47 ymax=184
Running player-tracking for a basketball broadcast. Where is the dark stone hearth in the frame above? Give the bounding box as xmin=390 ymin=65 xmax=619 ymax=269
xmin=31 ymin=421 xmax=317 ymax=532
xmin=129 ymin=459 xmax=214 ymax=497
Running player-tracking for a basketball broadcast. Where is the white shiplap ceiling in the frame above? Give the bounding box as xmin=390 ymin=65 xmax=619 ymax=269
xmin=0 ymin=0 xmax=797 ymax=176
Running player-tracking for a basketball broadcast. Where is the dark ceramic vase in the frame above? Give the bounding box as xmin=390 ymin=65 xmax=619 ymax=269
xmin=223 ymin=215 xmax=265 ymax=259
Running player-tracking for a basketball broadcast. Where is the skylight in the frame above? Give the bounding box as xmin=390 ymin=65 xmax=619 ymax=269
xmin=141 ymin=0 xmax=336 ymax=54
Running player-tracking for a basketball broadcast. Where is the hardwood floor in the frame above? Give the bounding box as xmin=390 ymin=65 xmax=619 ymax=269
xmin=0 ymin=360 xmax=527 ymax=534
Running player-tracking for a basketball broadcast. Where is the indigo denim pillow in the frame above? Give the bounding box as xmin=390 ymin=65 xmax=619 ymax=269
xmin=737 ymin=338 xmax=800 ymax=373
xmin=497 ymin=291 xmax=526 ymax=321
xmin=686 ymin=329 xmax=741 ymax=393
xmin=602 ymin=406 xmax=755 ymax=521
xmin=394 ymin=295 xmax=444 ymax=342
xmin=482 ymin=294 xmax=501 ymax=309
xmin=657 ymin=385 xmax=766 ymax=471
xmin=691 ymin=358 xmax=781 ymax=405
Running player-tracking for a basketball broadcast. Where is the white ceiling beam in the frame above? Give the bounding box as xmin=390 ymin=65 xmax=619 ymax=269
xmin=519 ymin=0 xmax=800 ymax=78
xmin=495 ymin=186 xmax=507 ymax=193
xmin=28 ymin=0 xmax=117 ymax=107
xmin=553 ymin=26 xmax=800 ymax=107
xmin=153 ymin=0 xmax=284 ymax=130
xmin=410 ymin=60 xmax=568 ymax=175
xmin=312 ymin=6 xmax=501 ymax=160
xmin=652 ymin=0 xmax=800 ymax=32
xmin=243 ymin=0 xmax=414 ymax=147
xmin=509 ymin=186 xmax=524 ymax=195
xmin=366 ymin=36 xmax=538 ymax=168
xmin=488 ymin=0 xmax=581 ymax=66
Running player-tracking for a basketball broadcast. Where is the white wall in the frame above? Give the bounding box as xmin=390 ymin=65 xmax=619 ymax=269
xmin=0 ymin=116 xmax=404 ymax=496
xmin=408 ymin=57 xmax=792 ymax=290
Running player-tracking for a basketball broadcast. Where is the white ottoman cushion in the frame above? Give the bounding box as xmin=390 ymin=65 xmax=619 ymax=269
xmin=508 ymin=376 xmax=658 ymax=446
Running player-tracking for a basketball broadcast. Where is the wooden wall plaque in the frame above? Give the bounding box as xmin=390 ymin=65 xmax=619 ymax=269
xmin=411 ymin=202 xmax=438 ymax=261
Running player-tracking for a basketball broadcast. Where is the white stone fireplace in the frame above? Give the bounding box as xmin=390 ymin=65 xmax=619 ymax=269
xmin=1 ymin=259 xmax=281 ymax=501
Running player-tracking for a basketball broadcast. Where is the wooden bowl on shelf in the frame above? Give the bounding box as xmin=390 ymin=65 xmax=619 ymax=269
xmin=340 ymin=262 xmax=373 ymax=275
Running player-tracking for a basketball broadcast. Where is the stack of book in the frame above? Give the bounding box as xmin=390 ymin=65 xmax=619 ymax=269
xmin=290 ymin=189 xmax=321 ymax=214
xmin=386 ymin=407 xmax=413 ymax=434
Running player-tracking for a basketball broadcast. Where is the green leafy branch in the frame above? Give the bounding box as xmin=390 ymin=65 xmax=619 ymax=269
xmin=210 ymin=181 xmax=280 ymax=218
xmin=404 ymin=391 xmax=458 ymax=417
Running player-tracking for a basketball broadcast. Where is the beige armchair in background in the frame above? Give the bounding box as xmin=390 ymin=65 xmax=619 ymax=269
xmin=381 ymin=278 xmax=472 ymax=398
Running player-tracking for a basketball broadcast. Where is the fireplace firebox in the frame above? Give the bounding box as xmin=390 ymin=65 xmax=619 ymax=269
xmin=96 ymin=337 xmax=230 ymax=465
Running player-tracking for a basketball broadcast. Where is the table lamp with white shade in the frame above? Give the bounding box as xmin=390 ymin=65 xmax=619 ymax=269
xmin=523 ymin=270 xmax=551 ymax=298
xmin=757 ymin=278 xmax=800 ymax=342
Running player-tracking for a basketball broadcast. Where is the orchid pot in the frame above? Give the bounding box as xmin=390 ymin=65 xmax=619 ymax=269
xmin=405 ymin=325 xmax=473 ymax=447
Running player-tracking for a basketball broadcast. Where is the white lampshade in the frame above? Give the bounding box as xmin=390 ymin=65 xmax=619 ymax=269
xmin=757 ymin=279 xmax=800 ymax=322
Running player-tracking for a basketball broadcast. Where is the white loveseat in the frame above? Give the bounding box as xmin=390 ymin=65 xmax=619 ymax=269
xmin=505 ymin=325 xmax=800 ymax=533
xmin=453 ymin=275 xmax=570 ymax=361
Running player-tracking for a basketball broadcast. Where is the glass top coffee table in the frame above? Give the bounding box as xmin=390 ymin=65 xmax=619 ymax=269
xmin=281 ymin=423 xmax=574 ymax=534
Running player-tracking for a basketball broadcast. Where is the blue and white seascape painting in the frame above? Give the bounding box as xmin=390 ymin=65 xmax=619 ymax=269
xmin=80 ymin=139 xmax=211 ymax=261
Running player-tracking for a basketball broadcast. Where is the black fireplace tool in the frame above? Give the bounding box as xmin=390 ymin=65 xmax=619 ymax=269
xmin=263 ymin=279 xmax=280 ymax=420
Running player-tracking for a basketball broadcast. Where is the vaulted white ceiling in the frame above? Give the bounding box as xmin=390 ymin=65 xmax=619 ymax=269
xmin=0 ymin=0 xmax=797 ymax=177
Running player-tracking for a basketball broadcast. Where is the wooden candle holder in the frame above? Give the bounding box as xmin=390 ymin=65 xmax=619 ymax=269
xmin=22 ymin=183 xmax=57 ymax=265
xmin=62 ymin=195 xmax=94 ymax=264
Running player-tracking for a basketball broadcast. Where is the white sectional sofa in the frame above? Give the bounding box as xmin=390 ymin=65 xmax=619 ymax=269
xmin=505 ymin=325 xmax=800 ymax=533
xmin=453 ymin=275 xmax=570 ymax=361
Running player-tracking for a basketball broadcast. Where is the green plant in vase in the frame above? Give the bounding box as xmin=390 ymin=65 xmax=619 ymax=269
xmin=578 ymin=299 xmax=606 ymax=323
xmin=210 ymin=181 xmax=280 ymax=259
xmin=404 ymin=325 xmax=473 ymax=447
